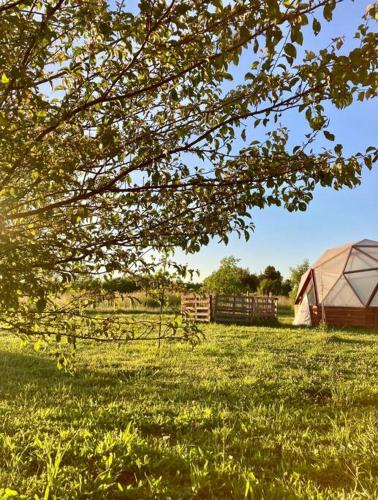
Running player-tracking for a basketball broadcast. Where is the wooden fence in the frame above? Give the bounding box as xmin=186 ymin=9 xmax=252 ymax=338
xmin=181 ymin=294 xmax=212 ymax=322
xmin=213 ymin=294 xmax=277 ymax=324
xmin=181 ymin=294 xmax=278 ymax=324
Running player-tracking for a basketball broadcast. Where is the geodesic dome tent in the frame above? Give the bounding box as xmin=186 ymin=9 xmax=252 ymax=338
xmin=294 ymin=239 xmax=378 ymax=328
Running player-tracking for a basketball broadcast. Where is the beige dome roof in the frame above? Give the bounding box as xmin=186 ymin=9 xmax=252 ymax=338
xmin=296 ymin=239 xmax=378 ymax=309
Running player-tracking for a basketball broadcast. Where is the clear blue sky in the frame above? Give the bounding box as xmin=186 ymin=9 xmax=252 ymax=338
xmin=173 ymin=1 xmax=378 ymax=279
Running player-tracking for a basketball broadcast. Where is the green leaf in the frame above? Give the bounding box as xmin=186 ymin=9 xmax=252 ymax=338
xmin=284 ymin=43 xmax=296 ymax=59
xmin=240 ymin=26 xmax=250 ymax=44
xmin=323 ymin=3 xmax=334 ymax=22
xmin=291 ymin=29 xmax=303 ymax=45
xmin=364 ymin=156 xmax=372 ymax=168
xmin=312 ymin=18 xmax=321 ymax=35
xmin=298 ymin=202 xmax=307 ymax=212
xmin=1 ymin=73 xmax=9 ymax=84
xmin=33 ymin=339 xmax=42 ymax=352
xmin=304 ymin=50 xmax=316 ymax=61
xmin=323 ymin=131 xmax=335 ymax=141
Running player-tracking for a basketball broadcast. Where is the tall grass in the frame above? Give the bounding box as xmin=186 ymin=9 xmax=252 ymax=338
xmin=87 ymin=291 xmax=182 ymax=313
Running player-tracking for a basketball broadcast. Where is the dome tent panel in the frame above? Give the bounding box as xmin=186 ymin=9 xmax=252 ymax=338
xmin=312 ymin=243 xmax=351 ymax=268
xmin=358 ymin=246 xmax=378 ymax=261
xmin=306 ymin=281 xmax=316 ymax=305
xmin=347 ymin=270 xmax=378 ymax=305
xmin=314 ymin=249 xmax=349 ymax=303
xmin=314 ymin=270 xmax=339 ymax=303
xmin=345 ymin=248 xmax=378 ymax=272
xmin=324 ymin=275 xmax=363 ymax=307
xmin=356 ymin=239 xmax=378 ymax=247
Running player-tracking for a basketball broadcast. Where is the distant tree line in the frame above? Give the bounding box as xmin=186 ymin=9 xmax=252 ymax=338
xmin=73 ymin=276 xmax=141 ymax=294
xmin=74 ymin=275 xmax=201 ymax=295
xmin=73 ymin=257 xmax=309 ymax=300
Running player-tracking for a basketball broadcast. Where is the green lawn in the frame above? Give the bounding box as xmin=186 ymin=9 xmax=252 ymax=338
xmin=0 ymin=316 xmax=377 ymax=499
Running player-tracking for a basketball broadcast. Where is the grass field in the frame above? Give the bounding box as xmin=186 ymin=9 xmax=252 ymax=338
xmin=0 ymin=314 xmax=377 ymax=499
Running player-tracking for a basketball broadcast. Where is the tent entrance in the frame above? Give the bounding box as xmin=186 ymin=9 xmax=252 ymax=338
xmin=294 ymin=280 xmax=316 ymax=326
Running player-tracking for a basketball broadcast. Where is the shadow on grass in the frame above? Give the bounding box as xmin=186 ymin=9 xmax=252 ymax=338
xmin=0 ymin=349 xmax=374 ymax=413
xmin=0 ymin=348 xmax=287 ymax=403
xmin=0 ymin=348 xmax=56 ymax=373
xmin=323 ymin=334 xmax=376 ymax=345
xmin=1 ymin=322 xmax=377 ymax=420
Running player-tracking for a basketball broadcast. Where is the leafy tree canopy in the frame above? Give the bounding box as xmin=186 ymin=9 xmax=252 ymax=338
xmin=259 ymin=265 xmax=283 ymax=283
xmin=203 ymin=256 xmax=258 ymax=294
xmin=258 ymin=277 xmax=281 ymax=296
xmin=258 ymin=265 xmax=293 ymax=296
xmin=281 ymin=279 xmax=293 ymax=297
xmin=0 ymin=0 xmax=377 ymax=343
xmin=290 ymin=259 xmax=311 ymax=299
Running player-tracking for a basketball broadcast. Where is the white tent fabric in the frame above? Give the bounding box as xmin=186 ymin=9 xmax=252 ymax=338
xmin=293 ymin=294 xmax=311 ymax=326
xmin=294 ymin=239 xmax=378 ymax=326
